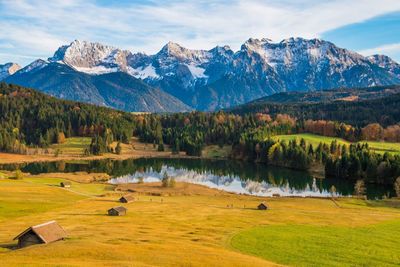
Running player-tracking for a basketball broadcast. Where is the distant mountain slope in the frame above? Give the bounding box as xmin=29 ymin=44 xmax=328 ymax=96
xmin=7 ymin=38 xmax=400 ymax=111
xmin=247 ymin=85 xmax=400 ymax=104
xmin=5 ymin=61 xmax=191 ymax=113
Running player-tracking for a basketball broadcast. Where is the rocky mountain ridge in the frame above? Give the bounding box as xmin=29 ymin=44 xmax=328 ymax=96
xmin=4 ymin=37 xmax=400 ymax=111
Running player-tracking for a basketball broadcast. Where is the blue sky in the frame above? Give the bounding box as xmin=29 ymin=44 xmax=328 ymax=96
xmin=1 ymin=0 xmax=400 ymax=66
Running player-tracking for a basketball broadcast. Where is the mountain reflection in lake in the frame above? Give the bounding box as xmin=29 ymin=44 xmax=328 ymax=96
xmin=1 ymin=158 xmax=392 ymax=199
xmin=111 ymin=165 xmax=333 ymax=197
xmin=108 ymin=158 xmax=357 ymax=198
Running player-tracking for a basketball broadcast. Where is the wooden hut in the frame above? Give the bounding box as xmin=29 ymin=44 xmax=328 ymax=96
xmin=108 ymin=206 xmax=127 ymax=216
xmin=257 ymin=203 xmax=268 ymax=210
xmin=13 ymin=221 xmax=67 ymax=248
xmin=119 ymin=195 xmax=135 ymax=203
xmin=60 ymin=181 xmax=71 ymax=188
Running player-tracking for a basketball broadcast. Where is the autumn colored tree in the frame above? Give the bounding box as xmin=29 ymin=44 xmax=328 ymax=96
xmin=57 ymin=132 xmax=66 ymax=144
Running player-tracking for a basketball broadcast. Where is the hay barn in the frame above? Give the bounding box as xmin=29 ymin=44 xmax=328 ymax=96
xmin=119 ymin=195 xmax=135 ymax=203
xmin=257 ymin=203 xmax=268 ymax=210
xmin=108 ymin=206 xmax=127 ymax=216
xmin=13 ymin=221 xmax=67 ymax=248
xmin=60 ymin=181 xmax=71 ymax=188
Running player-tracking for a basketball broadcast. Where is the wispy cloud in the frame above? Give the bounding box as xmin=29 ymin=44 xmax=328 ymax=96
xmin=359 ymin=43 xmax=400 ymax=56
xmin=1 ymin=0 xmax=400 ymax=65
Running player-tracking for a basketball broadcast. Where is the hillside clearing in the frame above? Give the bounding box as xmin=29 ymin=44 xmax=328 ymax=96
xmin=273 ymin=133 xmax=400 ymax=154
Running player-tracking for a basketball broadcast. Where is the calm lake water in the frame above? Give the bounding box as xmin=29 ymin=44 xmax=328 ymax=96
xmin=0 ymin=158 xmax=394 ymax=199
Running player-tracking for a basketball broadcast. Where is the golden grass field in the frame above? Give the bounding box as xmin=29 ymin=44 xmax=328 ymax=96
xmin=0 ymin=137 xmax=173 ymax=165
xmin=0 ymin=171 xmax=399 ymax=266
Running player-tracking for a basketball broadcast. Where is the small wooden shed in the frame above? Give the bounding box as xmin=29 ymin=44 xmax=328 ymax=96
xmin=108 ymin=206 xmax=127 ymax=216
xmin=257 ymin=203 xmax=268 ymax=210
xmin=13 ymin=221 xmax=67 ymax=248
xmin=60 ymin=181 xmax=71 ymax=188
xmin=119 ymin=195 xmax=135 ymax=203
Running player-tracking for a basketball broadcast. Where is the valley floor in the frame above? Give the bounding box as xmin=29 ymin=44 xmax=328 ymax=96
xmin=0 ymin=172 xmax=399 ymax=266
xmin=0 ymin=137 xmax=180 ymax=165
xmin=0 ymin=138 xmax=232 ymax=165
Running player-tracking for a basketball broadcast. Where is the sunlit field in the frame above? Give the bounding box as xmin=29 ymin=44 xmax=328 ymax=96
xmin=0 ymin=173 xmax=399 ymax=266
xmin=273 ymin=133 xmax=400 ymax=154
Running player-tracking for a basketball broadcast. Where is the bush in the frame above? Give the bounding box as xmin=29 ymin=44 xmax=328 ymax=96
xmin=115 ymin=142 xmax=122 ymax=155
xmin=169 ymin=177 xmax=176 ymax=188
xmin=161 ymin=171 xmax=175 ymax=187
xmin=354 ymin=180 xmax=366 ymax=196
xmin=162 ymin=171 xmax=169 ymax=187
xmin=11 ymin=170 xmax=23 ymax=180
xmin=158 ymin=143 xmax=165 ymax=152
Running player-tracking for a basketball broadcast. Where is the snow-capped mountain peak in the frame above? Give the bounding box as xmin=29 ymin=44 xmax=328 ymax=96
xmin=157 ymin=41 xmax=212 ymax=64
xmin=48 ymin=40 xmax=131 ymax=74
xmin=0 ymin=62 xmax=21 ymax=80
xmin=9 ymin=37 xmax=400 ymax=111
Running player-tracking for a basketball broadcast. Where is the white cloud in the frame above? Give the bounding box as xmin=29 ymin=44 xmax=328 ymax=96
xmin=1 ymin=0 xmax=400 ymax=65
xmin=359 ymin=43 xmax=400 ymax=56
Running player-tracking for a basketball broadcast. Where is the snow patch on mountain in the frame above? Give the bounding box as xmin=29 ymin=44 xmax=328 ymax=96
xmin=18 ymin=59 xmax=48 ymax=74
xmin=73 ymin=65 xmax=119 ymax=75
xmin=186 ymin=64 xmax=208 ymax=79
xmin=128 ymin=64 xmax=159 ymax=79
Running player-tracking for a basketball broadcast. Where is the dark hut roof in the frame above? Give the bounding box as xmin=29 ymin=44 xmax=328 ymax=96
xmin=61 ymin=181 xmax=71 ymax=185
xmin=109 ymin=206 xmax=127 ymax=213
xmin=14 ymin=221 xmax=67 ymax=243
xmin=120 ymin=195 xmax=135 ymax=201
xmin=258 ymin=203 xmax=268 ymax=209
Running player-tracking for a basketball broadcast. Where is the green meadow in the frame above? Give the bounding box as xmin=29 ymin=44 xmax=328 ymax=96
xmin=273 ymin=133 xmax=400 ymax=154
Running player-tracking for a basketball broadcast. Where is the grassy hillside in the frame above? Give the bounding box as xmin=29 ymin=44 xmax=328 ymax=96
xmin=0 ymin=173 xmax=399 ymax=266
xmin=273 ymin=133 xmax=400 ymax=154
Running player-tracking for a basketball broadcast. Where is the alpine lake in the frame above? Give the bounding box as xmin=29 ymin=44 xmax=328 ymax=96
xmin=1 ymin=157 xmax=394 ymax=199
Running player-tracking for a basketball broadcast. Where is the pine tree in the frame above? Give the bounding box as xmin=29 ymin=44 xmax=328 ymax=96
xmin=115 ymin=142 xmax=122 ymax=155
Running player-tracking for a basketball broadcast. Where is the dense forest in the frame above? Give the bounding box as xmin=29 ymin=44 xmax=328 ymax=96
xmin=0 ymin=83 xmax=135 ymax=154
xmin=230 ymin=92 xmax=400 ymax=127
xmin=1 ymin=82 xmax=400 ymax=189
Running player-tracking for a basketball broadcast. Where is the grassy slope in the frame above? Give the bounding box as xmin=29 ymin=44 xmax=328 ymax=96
xmin=0 ymin=175 xmax=399 ymax=266
xmin=231 ymin=222 xmax=400 ymax=267
xmin=273 ymin=133 xmax=400 ymax=154
xmin=50 ymin=137 xmax=92 ymax=155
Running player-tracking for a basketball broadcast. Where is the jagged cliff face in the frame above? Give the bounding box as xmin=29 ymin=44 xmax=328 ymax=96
xmin=368 ymin=54 xmax=400 ymax=79
xmin=7 ymin=38 xmax=400 ymax=111
xmin=0 ymin=62 xmax=21 ymax=80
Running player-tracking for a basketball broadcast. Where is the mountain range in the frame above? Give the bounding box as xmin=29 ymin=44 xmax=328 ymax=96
xmin=3 ymin=38 xmax=400 ymax=112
